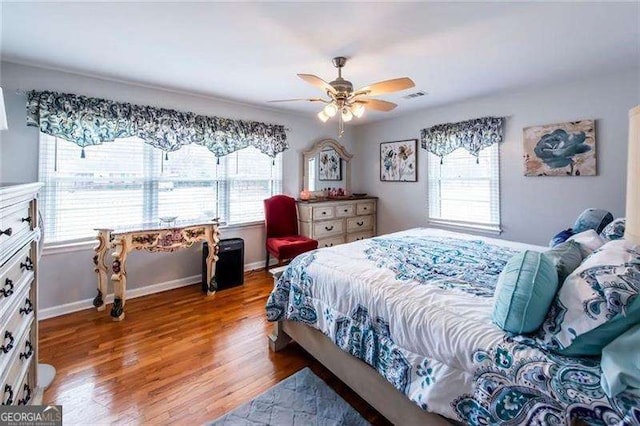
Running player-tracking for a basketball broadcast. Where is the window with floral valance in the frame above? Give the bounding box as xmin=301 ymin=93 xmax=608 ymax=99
xmin=420 ymin=116 xmax=505 ymax=163
xmin=420 ymin=116 xmax=505 ymax=234
xmin=26 ymin=90 xmax=289 ymax=158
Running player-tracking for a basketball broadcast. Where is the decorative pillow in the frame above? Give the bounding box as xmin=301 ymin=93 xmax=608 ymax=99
xmin=601 ymin=323 xmax=640 ymax=397
xmin=492 ymin=251 xmax=559 ymax=334
xmin=534 ymin=239 xmax=640 ymax=356
xmin=568 ymin=229 xmax=605 ymax=258
xmin=573 ymin=208 xmax=614 ymax=234
xmin=549 ymin=228 xmax=574 ymax=247
xmin=601 ymin=218 xmax=626 ymax=241
xmin=543 ymin=240 xmax=583 ymax=283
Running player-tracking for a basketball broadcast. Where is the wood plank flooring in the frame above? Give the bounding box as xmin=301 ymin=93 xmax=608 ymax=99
xmin=39 ymin=270 xmax=391 ymax=425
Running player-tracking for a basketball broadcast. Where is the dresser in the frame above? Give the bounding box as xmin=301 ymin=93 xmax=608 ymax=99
xmin=0 ymin=183 xmax=43 ymax=406
xmin=297 ymin=197 xmax=377 ymax=248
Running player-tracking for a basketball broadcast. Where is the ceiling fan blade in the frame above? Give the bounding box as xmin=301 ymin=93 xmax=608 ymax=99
xmin=354 ymin=77 xmax=415 ymax=96
xmin=297 ymin=74 xmax=337 ymax=95
xmin=354 ymin=98 xmax=397 ymax=112
xmin=267 ymin=98 xmax=325 ymax=103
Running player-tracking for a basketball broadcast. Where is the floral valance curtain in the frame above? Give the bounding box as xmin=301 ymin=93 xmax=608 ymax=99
xmin=26 ymin=90 xmax=288 ymax=158
xmin=420 ymin=116 xmax=505 ymax=163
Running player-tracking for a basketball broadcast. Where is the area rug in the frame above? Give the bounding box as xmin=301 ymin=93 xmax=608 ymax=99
xmin=208 ymin=367 xmax=370 ymax=425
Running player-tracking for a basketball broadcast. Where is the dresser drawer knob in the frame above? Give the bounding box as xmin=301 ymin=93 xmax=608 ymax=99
xmin=321 ymin=211 xmax=327 ymax=215
xmin=0 ymin=227 xmax=12 ymax=237
xmin=1 ymin=331 xmax=14 ymax=354
xmin=3 ymin=384 xmax=13 ymax=405
xmin=357 ymin=221 xmax=364 ymax=226
xmin=19 ymin=341 xmax=33 ymax=361
xmin=1 ymin=279 xmax=14 ymax=297
xmin=20 ymin=298 xmax=33 ymax=315
xmin=343 ymin=209 xmax=349 ymax=213
xmin=17 ymin=384 xmax=31 ymax=405
xmin=324 ymin=225 xmax=334 ymax=231
xmin=20 ymin=257 xmax=34 ymax=271
xmin=21 ymin=216 xmax=32 ymax=224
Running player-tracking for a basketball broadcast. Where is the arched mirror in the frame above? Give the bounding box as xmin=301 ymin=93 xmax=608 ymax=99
xmin=302 ymin=139 xmax=353 ymax=194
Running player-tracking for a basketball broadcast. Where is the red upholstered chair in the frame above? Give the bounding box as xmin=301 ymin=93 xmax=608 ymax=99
xmin=264 ymin=195 xmax=318 ymax=269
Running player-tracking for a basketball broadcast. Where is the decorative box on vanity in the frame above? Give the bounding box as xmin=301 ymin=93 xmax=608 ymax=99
xmin=0 ymin=183 xmax=46 ymax=406
xmin=296 ymin=197 xmax=377 ymax=248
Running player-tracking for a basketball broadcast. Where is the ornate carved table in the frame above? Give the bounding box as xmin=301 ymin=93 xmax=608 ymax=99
xmin=92 ymin=219 xmax=220 ymax=321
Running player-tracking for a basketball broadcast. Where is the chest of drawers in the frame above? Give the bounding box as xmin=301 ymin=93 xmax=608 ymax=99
xmin=0 ymin=183 xmax=43 ymax=406
xmin=297 ymin=198 xmax=377 ymax=248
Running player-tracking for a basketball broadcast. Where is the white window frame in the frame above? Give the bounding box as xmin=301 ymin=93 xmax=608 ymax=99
xmin=38 ymin=134 xmax=283 ymax=252
xmin=427 ymin=145 xmax=502 ymax=235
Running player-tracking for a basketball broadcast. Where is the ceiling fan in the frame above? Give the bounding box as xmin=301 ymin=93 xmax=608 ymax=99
xmin=269 ymin=57 xmax=415 ymax=136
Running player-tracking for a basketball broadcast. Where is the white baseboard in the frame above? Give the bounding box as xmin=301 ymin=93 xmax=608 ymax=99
xmin=244 ymin=258 xmax=278 ymax=272
xmin=38 ymin=274 xmax=201 ymax=320
xmin=38 ymin=259 xmax=278 ymax=320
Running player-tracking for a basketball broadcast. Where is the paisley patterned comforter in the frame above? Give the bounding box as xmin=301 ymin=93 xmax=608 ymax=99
xmin=265 ymin=228 xmax=640 ymax=425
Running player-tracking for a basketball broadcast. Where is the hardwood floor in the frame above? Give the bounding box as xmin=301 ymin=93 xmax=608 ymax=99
xmin=39 ymin=270 xmax=391 ymax=425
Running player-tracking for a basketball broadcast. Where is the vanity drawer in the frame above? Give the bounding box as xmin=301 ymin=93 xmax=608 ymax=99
xmin=318 ymin=235 xmax=345 ymax=249
xmin=347 ymin=231 xmax=375 ymax=243
xmin=313 ymin=219 xmax=344 ymax=238
xmin=356 ymin=202 xmax=375 ymax=216
xmin=347 ymin=215 xmax=374 ymax=232
xmin=0 ymin=245 xmax=33 ymax=318
xmin=0 ymin=284 xmax=34 ymax=377
xmin=335 ymin=204 xmax=355 ymax=218
xmin=312 ymin=206 xmax=335 ymax=220
xmin=0 ymin=321 xmax=33 ymax=406
xmin=16 ymin=371 xmax=32 ymax=405
xmin=0 ymin=202 xmax=33 ymax=255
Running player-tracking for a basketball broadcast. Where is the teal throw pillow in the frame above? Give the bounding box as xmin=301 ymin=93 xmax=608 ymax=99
xmin=493 ymin=251 xmax=559 ymax=334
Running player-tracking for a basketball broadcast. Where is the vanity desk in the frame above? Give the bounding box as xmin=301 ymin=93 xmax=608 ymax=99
xmin=297 ymin=197 xmax=377 ymax=248
xmin=299 ymin=139 xmax=377 ymax=248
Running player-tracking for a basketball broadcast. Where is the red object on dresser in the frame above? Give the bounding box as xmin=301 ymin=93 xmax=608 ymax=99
xmin=263 ymin=195 xmax=318 ymax=269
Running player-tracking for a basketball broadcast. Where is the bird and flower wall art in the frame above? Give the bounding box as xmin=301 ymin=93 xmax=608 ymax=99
xmin=523 ymin=119 xmax=596 ymax=176
xmin=380 ymin=139 xmax=417 ymax=182
xmin=319 ymin=148 xmax=342 ymax=181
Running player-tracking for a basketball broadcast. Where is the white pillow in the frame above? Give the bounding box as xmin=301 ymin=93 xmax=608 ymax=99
xmin=568 ymin=229 xmax=605 ymax=257
xmin=535 ymin=239 xmax=640 ymax=355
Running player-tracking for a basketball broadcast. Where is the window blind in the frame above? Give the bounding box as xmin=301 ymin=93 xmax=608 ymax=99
xmin=427 ymin=145 xmax=501 ymax=232
xmin=38 ymin=134 xmax=282 ymax=244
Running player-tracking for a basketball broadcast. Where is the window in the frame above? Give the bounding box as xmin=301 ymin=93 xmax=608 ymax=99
xmin=38 ymin=134 xmax=282 ymax=244
xmin=427 ymin=144 xmax=501 ymax=233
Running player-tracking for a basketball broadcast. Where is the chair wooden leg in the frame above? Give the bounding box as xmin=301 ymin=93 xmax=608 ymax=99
xmin=265 ymin=252 xmax=270 ymax=271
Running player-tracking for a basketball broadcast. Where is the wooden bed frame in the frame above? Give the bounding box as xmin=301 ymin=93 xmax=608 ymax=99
xmin=268 ymin=268 xmax=453 ymax=426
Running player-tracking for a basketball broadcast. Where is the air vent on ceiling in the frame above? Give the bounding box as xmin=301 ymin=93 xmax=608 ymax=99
xmin=402 ymin=91 xmax=427 ymax=100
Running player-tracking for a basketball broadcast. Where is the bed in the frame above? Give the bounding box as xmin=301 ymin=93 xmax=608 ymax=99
xmin=265 ymin=228 xmax=640 ymax=425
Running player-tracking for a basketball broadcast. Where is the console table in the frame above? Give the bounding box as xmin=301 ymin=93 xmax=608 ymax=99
xmin=92 ymin=219 xmax=220 ymax=321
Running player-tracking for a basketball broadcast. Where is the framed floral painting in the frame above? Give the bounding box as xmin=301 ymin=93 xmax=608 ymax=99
xmin=380 ymin=139 xmax=417 ymax=182
xmin=523 ymin=120 xmax=596 ymax=176
xmin=319 ymin=148 xmax=342 ymax=181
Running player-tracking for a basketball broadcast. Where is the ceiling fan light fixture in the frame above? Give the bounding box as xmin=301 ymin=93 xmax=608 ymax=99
xmin=317 ymin=110 xmax=330 ymax=123
xmin=323 ymin=103 xmax=338 ymax=118
xmin=351 ymin=103 xmax=365 ymax=118
xmin=341 ymin=108 xmax=353 ymax=122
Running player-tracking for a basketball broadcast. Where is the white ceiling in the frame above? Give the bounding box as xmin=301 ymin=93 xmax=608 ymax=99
xmin=1 ymin=2 xmax=639 ymax=122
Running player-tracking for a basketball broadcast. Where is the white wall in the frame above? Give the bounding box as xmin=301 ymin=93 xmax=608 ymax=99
xmin=351 ymin=69 xmax=640 ymax=246
xmin=0 ymin=61 xmax=353 ymax=311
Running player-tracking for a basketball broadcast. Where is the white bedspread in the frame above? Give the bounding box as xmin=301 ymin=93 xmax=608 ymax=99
xmin=266 ymin=228 xmax=640 ymax=425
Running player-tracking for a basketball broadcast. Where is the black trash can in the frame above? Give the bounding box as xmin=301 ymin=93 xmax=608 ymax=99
xmin=202 ymin=238 xmax=244 ymax=293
